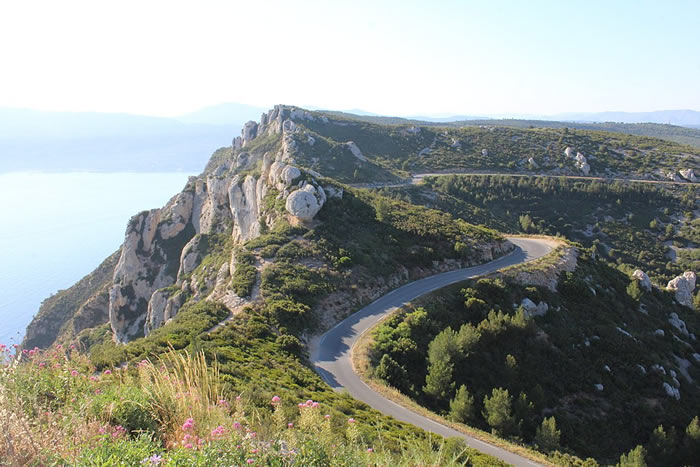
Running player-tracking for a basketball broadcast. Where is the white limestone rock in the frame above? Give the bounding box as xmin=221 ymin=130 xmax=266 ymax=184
xmin=594 ymin=384 xmax=604 ymax=391
xmin=575 ymin=152 xmax=590 ymax=175
xmin=307 ymin=135 xmax=316 ymax=146
xmin=632 ymin=269 xmax=652 ymax=291
xmin=679 ymin=168 xmax=698 ymax=182
xmin=286 ymin=184 xmax=324 ymax=220
xmin=241 ymin=121 xmax=258 ymax=146
xmin=655 ymin=329 xmax=665 ymax=337
xmin=663 ymin=382 xmax=681 ymax=400
xmin=346 ymin=141 xmax=366 ymax=161
xmin=668 ymin=312 xmax=689 ymax=336
xmin=528 ymin=157 xmax=539 ymax=168
xmin=325 ymin=186 xmax=344 ymax=200
xmin=666 ymin=271 xmax=697 ymax=308
xmin=564 ymin=147 xmax=573 ymax=158
xmin=481 ymin=149 xmax=489 ymax=157
xmin=144 ymin=288 xmax=185 ymax=335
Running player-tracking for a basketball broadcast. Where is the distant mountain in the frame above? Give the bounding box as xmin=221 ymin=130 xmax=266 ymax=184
xmin=176 ymin=102 xmax=268 ymax=126
xmin=551 ymin=109 xmax=700 ymax=126
xmin=0 ymin=108 xmax=239 ymax=173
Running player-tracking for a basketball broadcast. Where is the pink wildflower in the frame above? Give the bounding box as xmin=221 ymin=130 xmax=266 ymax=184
xmin=90 ymin=376 xmax=99 ymax=381
xmin=56 ymin=344 xmax=63 ymax=350
xmin=38 ymin=362 xmax=46 ymax=368
xmin=324 ymin=414 xmax=331 ymax=419
xmin=246 ymin=460 xmax=254 ymax=465
xmin=98 ymin=426 xmax=106 ymax=434
xmin=348 ymin=418 xmax=356 ymax=424
xmin=184 ymin=443 xmax=193 ymax=449
xmin=251 ymin=448 xmax=258 ymax=454
xmin=182 ymin=418 xmax=195 ymax=431
xmin=312 ymin=402 xmax=319 ymax=408
xmin=288 ymin=422 xmax=294 ymax=428
xmin=70 ymin=344 xmax=76 ymax=350
xmin=306 ymin=399 xmax=314 ymax=407
xmin=367 ymin=448 xmax=374 ymax=453
xmin=271 ymin=395 xmax=281 ymax=404
xmin=236 ymin=395 xmax=242 ymax=401
xmin=218 ymin=399 xmax=229 ymax=407
xmin=103 ymin=369 xmax=112 ymax=375
xmin=71 ymin=370 xmax=79 ymax=376
xmin=233 ymin=422 xmax=242 ymax=430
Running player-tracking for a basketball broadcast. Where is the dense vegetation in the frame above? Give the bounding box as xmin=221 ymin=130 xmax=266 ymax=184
xmin=0 ymin=345 xmax=503 ymax=466
xmin=367 ymin=252 xmax=700 ymax=463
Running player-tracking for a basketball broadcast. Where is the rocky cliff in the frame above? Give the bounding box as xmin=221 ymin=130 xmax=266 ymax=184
xmin=25 ymin=106 xmax=339 ymax=346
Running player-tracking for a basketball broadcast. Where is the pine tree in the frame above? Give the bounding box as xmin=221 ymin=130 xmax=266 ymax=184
xmin=449 ymin=385 xmax=475 ymax=423
xmin=617 ymin=445 xmax=647 ymax=467
xmin=423 ymin=357 xmax=454 ymax=402
xmin=482 ymin=388 xmax=516 ymax=437
xmin=534 ymin=417 xmax=561 ymax=453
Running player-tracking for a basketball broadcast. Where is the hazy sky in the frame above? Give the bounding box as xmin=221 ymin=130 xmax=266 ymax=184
xmin=1 ymin=0 xmax=698 ymax=117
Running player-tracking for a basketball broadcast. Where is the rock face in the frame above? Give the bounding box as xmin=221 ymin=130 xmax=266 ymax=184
xmin=106 ymin=106 xmax=332 ymax=343
xmin=666 ymin=271 xmax=697 ymax=308
xmin=632 ymin=269 xmax=652 ymax=290
xmin=679 ymin=168 xmax=698 ymax=182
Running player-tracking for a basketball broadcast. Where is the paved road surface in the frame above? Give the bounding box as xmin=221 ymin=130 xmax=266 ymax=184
xmin=310 ymin=237 xmax=555 ymax=467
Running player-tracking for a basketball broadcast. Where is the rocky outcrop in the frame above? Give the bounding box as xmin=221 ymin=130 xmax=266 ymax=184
xmin=527 ymin=157 xmax=539 ymax=168
xmin=286 ymin=184 xmax=326 ymax=220
xmin=106 ymin=106 xmax=335 ymax=343
xmin=346 ymin=141 xmax=366 ymax=161
xmin=668 ymin=312 xmax=689 ymax=336
xmin=679 ymin=168 xmax=698 ymax=182
xmin=564 ymin=147 xmax=573 ymax=158
xmin=520 ymin=298 xmax=549 ymax=317
xmin=632 ymin=269 xmax=652 ymax=290
xmin=666 ymin=271 xmax=696 ymax=309
xmin=575 ymin=152 xmax=590 ymax=175
xmin=499 ymin=245 xmax=578 ymax=291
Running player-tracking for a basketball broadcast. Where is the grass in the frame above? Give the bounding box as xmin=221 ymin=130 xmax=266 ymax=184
xmin=0 ymin=344 xmax=506 ymax=466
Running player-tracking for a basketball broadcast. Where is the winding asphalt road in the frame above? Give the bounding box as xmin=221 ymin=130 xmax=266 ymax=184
xmin=310 ymin=237 xmax=556 ymax=467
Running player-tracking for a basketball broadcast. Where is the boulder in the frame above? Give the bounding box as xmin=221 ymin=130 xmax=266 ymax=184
xmin=346 ymin=141 xmax=366 ymax=161
xmin=632 ymin=269 xmax=652 ymax=290
xmin=564 ymin=147 xmax=573 ymax=158
xmin=668 ymin=312 xmax=689 ymax=336
xmin=575 ymin=152 xmax=590 ymax=175
xmin=481 ymin=149 xmax=488 ymax=157
xmin=679 ymin=168 xmax=698 ymax=182
xmin=662 ymin=382 xmax=680 ymax=400
xmin=666 ymin=271 xmax=697 ymax=308
xmin=528 ymin=157 xmax=539 ymax=168
xmin=286 ymin=186 xmax=321 ymax=220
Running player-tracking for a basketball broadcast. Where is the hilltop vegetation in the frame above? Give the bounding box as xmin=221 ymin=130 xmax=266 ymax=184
xmin=294 ymin=112 xmax=700 ymax=182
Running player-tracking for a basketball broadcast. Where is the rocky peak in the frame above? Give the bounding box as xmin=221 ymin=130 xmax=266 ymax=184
xmin=107 ymin=107 xmax=339 ymax=343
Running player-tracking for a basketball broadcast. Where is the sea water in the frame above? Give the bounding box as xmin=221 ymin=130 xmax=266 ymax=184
xmin=0 ymin=172 xmax=193 ymax=346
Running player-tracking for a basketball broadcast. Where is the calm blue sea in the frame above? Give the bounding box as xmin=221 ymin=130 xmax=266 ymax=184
xmin=0 ymin=172 xmax=193 ymax=346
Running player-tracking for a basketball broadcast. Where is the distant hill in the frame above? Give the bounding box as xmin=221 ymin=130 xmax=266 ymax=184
xmin=322 ymin=111 xmax=700 ymax=149
xmin=552 ymin=109 xmax=700 ymax=126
